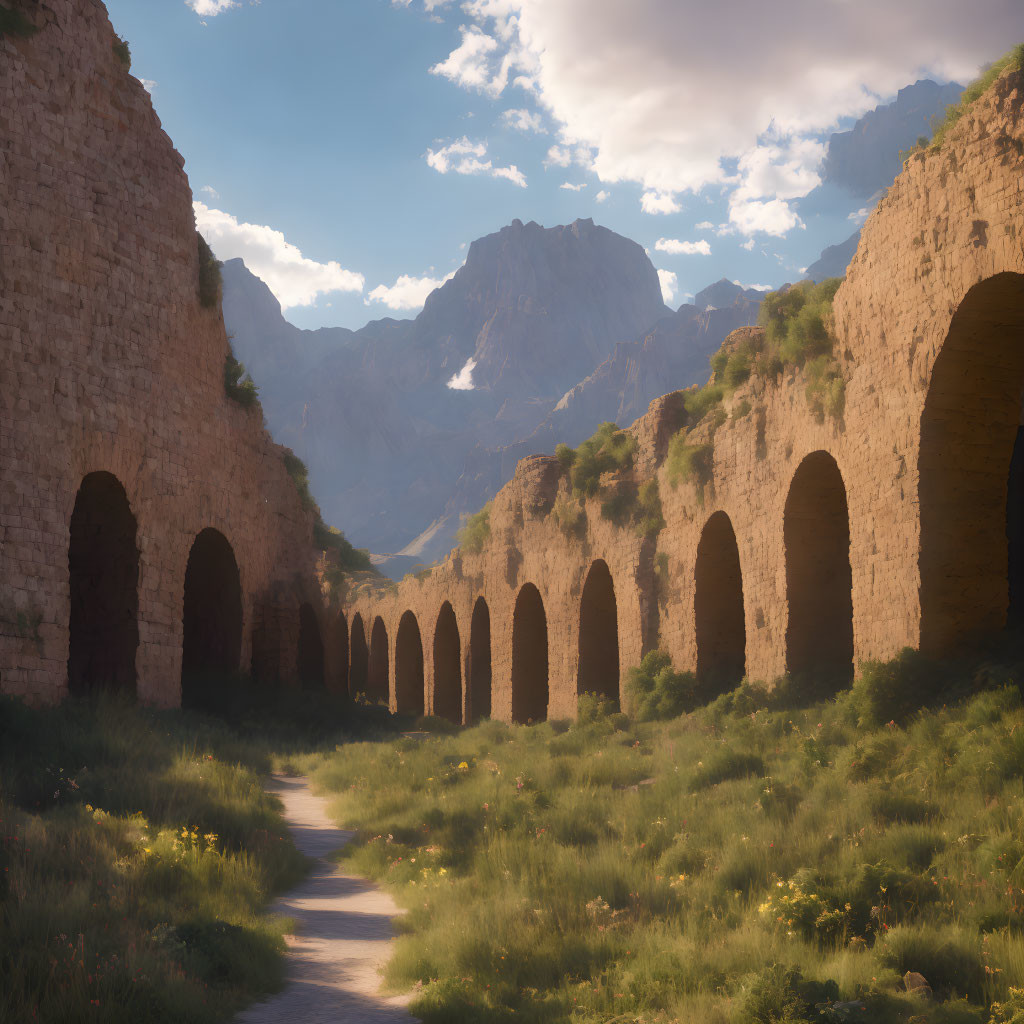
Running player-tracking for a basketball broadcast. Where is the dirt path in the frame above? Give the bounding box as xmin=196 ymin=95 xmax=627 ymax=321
xmin=237 ymin=774 xmax=417 ymax=1024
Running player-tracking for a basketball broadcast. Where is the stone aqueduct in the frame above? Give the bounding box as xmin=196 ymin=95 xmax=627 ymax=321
xmin=2 ymin=0 xmax=1024 ymax=718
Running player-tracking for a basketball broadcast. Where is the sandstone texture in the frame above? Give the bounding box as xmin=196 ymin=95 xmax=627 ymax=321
xmin=347 ymin=68 xmax=1024 ymax=723
xmin=0 ymin=0 xmax=331 ymax=705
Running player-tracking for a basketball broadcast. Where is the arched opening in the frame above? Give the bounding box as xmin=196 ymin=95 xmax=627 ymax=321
xmin=433 ymin=602 xmax=462 ymax=723
xmin=694 ymin=512 xmax=746 ymax=695
xmin=297 ymin=603 xmax=325 ymax=689
xmin=512 ymin=583 xmax=548 ymax=724
xmin=181 ymin=528 xmax=242 ymax=706
xmin=467 ymin=597 xmax=492 ymax=723
xmin=350 ymin=613 xmax=369 ymax=697
xmin=919 ymin=273 xmax=1024 ymax=653
xmin=68 ymin=472 xmax=139 ymax=696
xmin=577 ymin=560 xmax=620 ymax=701
xmin=336 ymin=611 xmax=350 ymax=693
xmin=368 ymin=617 xmax=389 ymax=703
xmin=396 ymin=611 xmax=424 ymax=716
xmin=784 ymin=451 xmax=854 ymax=684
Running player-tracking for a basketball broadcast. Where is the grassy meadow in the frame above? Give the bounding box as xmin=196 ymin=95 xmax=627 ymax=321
xmin=292 ymin=647 xmax=1024 ymax=1024
xmin=0 ymin=684 xmax=375 ymax=1024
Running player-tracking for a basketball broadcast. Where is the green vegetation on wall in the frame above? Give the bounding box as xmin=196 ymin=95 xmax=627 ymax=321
xmin=458 ymin=502 xmax=493 ymax=554
xmin=112 ymin=35 xmax=131 ymax=69
xmin=558 ymin=421 xmax=637 ymax=499
xmin=0 ymin=5 xmax=37 ymax=38
xmin=198 ymin=234 xmax=222 ymax=309
xmin=223 ymin=350 xmax=260 ymax=410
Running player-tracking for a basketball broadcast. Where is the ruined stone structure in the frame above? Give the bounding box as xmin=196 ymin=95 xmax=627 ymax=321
xmin=347 ymin=68 xmax=1024 ymax=725
xmin=0 ymin=0 xmax=339 ymax=705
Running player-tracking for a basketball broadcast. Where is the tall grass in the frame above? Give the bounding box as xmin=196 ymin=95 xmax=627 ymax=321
xmin=299 ymin=650 xmax=1024 ymax=1023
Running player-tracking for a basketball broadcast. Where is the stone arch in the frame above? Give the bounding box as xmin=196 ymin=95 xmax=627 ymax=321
xmin=68 ymin=471 xmax=139 ymax=696
xmin=395 ymin=611 xmax=425 ymax=716
xmin=694 ymin=511 xmax=746 ymax=694
xmin=350 ymin=613 xmax=369 ymax=696
xmin=784 ymin=451 xmax=854 ymax=683
xmin=511 ymin=583 xmax=548 ymax=724
xmin=577 ymin=559 xmax=620 ymax=701
xmin=467 ymin=597 xmax=492 ymax=723
xmin=433 ymin=601 xmax=462 ymax=723
xmin=368 ymin=616 xmax=389 ymax=703
xmin=181 ymin=527 xmax=242 ymax=706
xmin=919 ymin=272 xmax=1024 ymax=654
xmin=297 ymin=603 xmax=325 ymax=689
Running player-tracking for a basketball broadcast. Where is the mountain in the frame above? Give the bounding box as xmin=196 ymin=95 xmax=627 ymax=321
xmin=806 ymin=231 xmax=861 ymax=282
xmin=224 ymin=219 xmax=674 ymax=564
xmin=822 ymin=79 xmax=963 ymax=197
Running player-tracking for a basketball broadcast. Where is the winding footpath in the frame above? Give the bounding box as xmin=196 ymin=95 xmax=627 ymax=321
xmin=237 ymin=774 xmax=417 ymax=1024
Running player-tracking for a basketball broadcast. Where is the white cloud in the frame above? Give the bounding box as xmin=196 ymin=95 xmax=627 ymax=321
xmin=368 ymin=271 xmax=457 ymax=312
xmin=741 ymin=238 xmax=756 ymax=251
xmin=728 ymin=198 xmax=802 ymax=237
xmin=595 ymin=190 xmax=610 ymax=203
xmin=848 ymin=205 xmax=872 ymax=223
xmin=193 ymin=202 xmax=364 ymax=309
xmin=641 ymin=191 xmax=680 ymax=215
xmin=200 ymin=185 xmax=220 ymax=201
xmin=732 ymin=279 xmax=773 ymax=292
xmin=560 ymin=182 xmax=586 ymax=192
xmin=502 ymin=107 xmax=545 ymax=132
xmin=139 ymin=79 xmax=157 ymax=93
xmin=186 ymin=0 xmax=238 ymax=15
xmin=544 ymin=143 xmax=592 ymax=169
xmin=413 ymin=0 xmax=1015 ymax=224
xmin=657 ymin=269 xmax=678 ymax=304
xmin=655 ymin=237 xmax=711 ymax=256
xmin=695 ymin=220 xmax=714 ymax=230
xmin=447 ymin=356 xmax=478 ymax=390
xmin=426 ymin=136 xmax=527 ymax=187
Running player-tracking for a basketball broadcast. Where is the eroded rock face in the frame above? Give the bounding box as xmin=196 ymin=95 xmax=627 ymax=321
xmin=0 ymin=0 xmax=328 ymax=705
xmin=347 ymin=69 xmax=1024 ymax=725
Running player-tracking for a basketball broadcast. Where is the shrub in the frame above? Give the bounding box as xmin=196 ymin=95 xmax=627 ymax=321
xmin=283 ymin=450 xmax=315 ymax=512
xmin=874 ymin=925 xmax=986 ymax=1001
xmin=567 ymin=422 xmax=636 ymax=498
xmin=198 ymin=233 xmax=222 ymax=308
xmin=112 ymin=35 xmax=131 ymax=69
xmin=666 ymin=430 xmax=713 ymax=497
xmin=804 ymin=356 xmax=845 ymax=422
xmin=0 ymin=5 xmax=37 ymax=37
xmin=576 ymin=692 xmax=620 ymax=724
xmin=738 ymin=964 xmax=828 ymax=1024
xmin=930 ymin=44 xmax=1024 ymax=150
xmin=683 ymin=381 xmax=725 ymax=422
xmin=555 ymin=442 xmax=576 ymax=469
xmin=626 ymin=650 xmax=700 ymax=721
xmin=313 ymin=519 xmax=372 ymax=572
xmin=689 ymin=748 xmax=766 ymax=791
xmin=851 ymin=648 xmax=935 ymax=728
xmin=634 ymin=478 xmax=665 ymax=537
xmin=458 ymin=502 xmax=492 ymax=554
xmin=551 ymin=495 xmax=585 ymax=538
xmin=990 ymin=988 xmax=1024 ymax=1023
xmin=224 ymin=351 xmax=260 ymax=410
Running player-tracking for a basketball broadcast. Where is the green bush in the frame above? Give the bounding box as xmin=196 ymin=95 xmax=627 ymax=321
xmin=683 ymin=381 xmax=725 ymax=422
xmin=804 ymin=356 xmax=845 ymax=423
xmin=566 ymin=422 xmax=636 ymax=498
xmin=874 ymin=925 xmax=986 ymax=1001
xmin=990 ymin=988 xmax=1024 ymax=1023
xmin=666 ymin=429 xmax=713 ymax=495
xmin=551 ymin=495 xmax=585 ymax=538
xmin=931 ymin=44 xmax=1024 ymax=150
xmin=625 ymin=650 xmax=699 ymax=721
xmin=554 ymin=442 xmax=576 ymax=470
xmin=313 ymin=519 xmax=372 ymax=572
xmin=457 ymin=502 xmax=492 ymax=554
xmin=0 ymin=4 xmax=37 ymax=37
xmin=282 ymin=450 xmax=315 ymax=512
xmin=634 ymin=479 xmax=665 ymax=537
xmin=224 ymin=351 xmax=260 ymax=410
xmin=851 ymin=647 xmax=936 ymax=728
xmin=198 ymin=234 xmax=222 ymax=309
xmin=738 ymin=964 xmax=829 ymax=1024
xmin=112 ymin=35 xmax=131 ymax=69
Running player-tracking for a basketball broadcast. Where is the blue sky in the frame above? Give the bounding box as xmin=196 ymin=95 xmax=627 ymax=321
xmin=104 ymin=0 xmax=1020 ymax=330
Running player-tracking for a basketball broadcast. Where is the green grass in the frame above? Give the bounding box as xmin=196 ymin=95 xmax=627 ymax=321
xmin=224 ymin=350 xmax=260 ymax=411
xmin=458 ymin=501 xmax=493 ymax=555
xmin=0 ymin=688 xmax=394 ymax=1023
xmin=290 ymin=645 xmax=1024 ymax=1024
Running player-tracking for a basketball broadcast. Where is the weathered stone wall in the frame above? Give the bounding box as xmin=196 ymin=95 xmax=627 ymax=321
xmin=347 ymin=68 xmax=1024 ymax=723
xmin=0 ymin=0 xmax=331 ymax=705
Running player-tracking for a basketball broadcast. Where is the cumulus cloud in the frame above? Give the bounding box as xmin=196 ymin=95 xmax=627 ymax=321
xmin=139 ymin=79 xmax=157 ymax=93
xmin=186 ymin=0 xmax=238 ymax=15
xmin=200 ymin=185 xmax=220 ymax=200
xmin=741 ymin=238 xmax=756 ymax=251
xmin=728 ymin=198 xmax=802 ymax=237
xmin=414 ymin=0 xmax=1016 ymax=233
xmin=695 ymin=220 xmax=714 ymax=230
xmin=657 ymin=269 xmax=678 ymax=304
xmin=193 ymin=202 xmax=364 ymax=309
xmin=427 ymin=136 xmax=527 ymax=187
xmin=502 ymin=107 xmax=545 ymax=132
xmin=447 ymin=356 xmax=478 ymax=390
xmin=641 ymin=191 xmax=680 ymax=215
xmin=560 ymin=182 xmax=586 ymax=191
xmin=595 ymin=189 xmax=610 ymax=203
xmin=655 ymin=237 xmax=711 ymax=256
xmin=368 ymin=270 xmax=457 ymax=312
xmin=733 ymin=279 xmax=773 ymax=292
